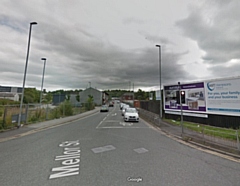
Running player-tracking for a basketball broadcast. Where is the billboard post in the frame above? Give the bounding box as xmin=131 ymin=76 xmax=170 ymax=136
xmin=178 ymin=82 xmax=184 ymax=136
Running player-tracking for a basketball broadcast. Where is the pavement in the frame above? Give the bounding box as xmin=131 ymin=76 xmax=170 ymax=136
xmin=0 ymin=107 xmax=100 ymax=142
xmin=138 ymin=108 xmax=240 ymax=159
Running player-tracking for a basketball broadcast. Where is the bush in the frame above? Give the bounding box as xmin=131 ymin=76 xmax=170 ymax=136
xmin=49 ymin=107 xmax=61 ymax=119
xmin=59 ymin=101 xmax=73 ymax=116
xmin=29 ymin=108 xmax=45 ymax=122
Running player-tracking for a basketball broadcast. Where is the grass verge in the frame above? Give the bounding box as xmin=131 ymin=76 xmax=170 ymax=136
xmin=164 ymin=119 xmax=238 ymax=141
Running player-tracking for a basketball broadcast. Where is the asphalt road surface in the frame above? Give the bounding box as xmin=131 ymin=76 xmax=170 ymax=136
xmin=0 ymin=104 xmax=240 ymax=186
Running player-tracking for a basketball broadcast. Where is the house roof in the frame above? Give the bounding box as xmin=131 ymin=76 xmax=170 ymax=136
xmin=83 ymin=87 xmax=101 ymax=93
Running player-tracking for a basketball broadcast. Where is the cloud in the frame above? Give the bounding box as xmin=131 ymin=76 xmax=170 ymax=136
xmin=176 ymin=0 xmax=240 ymax=64
xmin=0 ymin=1 xmax=203 ymax=91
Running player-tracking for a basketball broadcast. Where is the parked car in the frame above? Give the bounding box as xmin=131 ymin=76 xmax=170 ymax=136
xmin=100 ymin=105 xmax=109 ymax=112
xmin=120 ymin=103 xmax=126 ymax=110
xmin=121 ymin=104 xmax=130 ymax=116
xmin=124 ymin=108 xmax=139 ymax=122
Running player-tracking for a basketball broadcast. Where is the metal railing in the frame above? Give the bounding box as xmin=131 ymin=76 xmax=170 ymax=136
xmin=139 ymin=108 xmax=240 ymax=152
xmin=0 ymin=103 xmax=88 ymax=130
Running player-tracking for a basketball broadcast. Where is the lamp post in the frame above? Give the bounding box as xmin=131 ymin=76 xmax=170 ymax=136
xmin=18 ymin=22 xmax=37 ymax=128
xmin=40 ymin=58 xmax=47 ymax=105
xmin=156 ymin=45 xmax=162 ymax=119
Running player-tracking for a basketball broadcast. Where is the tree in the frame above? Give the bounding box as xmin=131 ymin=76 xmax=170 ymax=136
xmin=23 ymin=88 xmax=40 ymax=103
xmin=76 ymin=94 xmax=80 ymax=102
xmin=45 ymin=92 xmax=52 ymax=103
xmin=86 ymin=95 xmax=94 ymax=110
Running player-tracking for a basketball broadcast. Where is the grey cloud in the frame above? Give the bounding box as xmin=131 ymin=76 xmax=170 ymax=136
xmin=122 ymin=18 xmax=146 ymax=25
xmin=138 ymin=31 xmax=174 ymax=45
xmin=0 ymin=1 xmax=199 ymax=91
xmin=176 ymin=0 xmax=240 ymax=65
xmin=37 ymin=23 xmax=195 ymax=90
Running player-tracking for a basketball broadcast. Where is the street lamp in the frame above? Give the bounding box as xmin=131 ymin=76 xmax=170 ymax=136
xmin=156 ymin=45 xmax=162 ymax=119
xmin=18 ymin=22 xmax=37 ymax=128
xmin=40 ymin=58 xmax=47 ymax=105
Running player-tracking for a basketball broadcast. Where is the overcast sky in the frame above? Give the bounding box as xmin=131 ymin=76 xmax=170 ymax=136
xmin=1 ymin=0 xmax=240 ymax=91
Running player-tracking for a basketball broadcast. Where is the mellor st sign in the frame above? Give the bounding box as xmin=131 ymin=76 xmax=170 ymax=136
xmin=49 ymin=140 xmax=81 ymax=179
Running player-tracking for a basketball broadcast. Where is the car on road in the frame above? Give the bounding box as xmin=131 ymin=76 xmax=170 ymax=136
xmin=121 ymin=104 xmax=130 ymax=116
xmin=100 ymin=105 xmax=109 ymax=112
xmin=108 ymin=101 xmax=114 ymax=107
xmin=124 ymin=108 xmax=139 ymax=122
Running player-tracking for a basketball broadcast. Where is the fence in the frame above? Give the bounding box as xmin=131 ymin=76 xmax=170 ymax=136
xmin=139 ymin=108 xmax=240 ymax=153
xmin=0 ymin=102 xmax=92 ymax=130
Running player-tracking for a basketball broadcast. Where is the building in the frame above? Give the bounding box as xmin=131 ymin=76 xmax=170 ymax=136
xmin=0 ymin=92 xmax=19 ymax=101
xmin=0 ymin=86 xmax=22 ymax=93
xmin=52 ymin=94 xmax=66 ymax=105
xmin=121 ymin=92 xmax=134 ymax=106
xmin=79 ymin=87 xmax=109 ymax=106
xmin=69 ymin=93 xmax=81 ymax=106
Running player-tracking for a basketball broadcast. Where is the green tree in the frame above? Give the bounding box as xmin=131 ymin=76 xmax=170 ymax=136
xmin=45 ymin=92 xmax=52 ymax=103
xmin=76 ymin=94 xmax=80 ymax=102
xmin=86 ymin=95 xmax=94 ymax=110
xmin=24 ymin=88 xmax=40 ymax=103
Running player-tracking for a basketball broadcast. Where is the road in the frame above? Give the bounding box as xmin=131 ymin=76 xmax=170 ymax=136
xmin=0 ymin=103 xmax=240 ymax=186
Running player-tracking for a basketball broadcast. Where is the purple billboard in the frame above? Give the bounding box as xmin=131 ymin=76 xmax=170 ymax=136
xmin=164 ymin=82 xmax=206 ymax=113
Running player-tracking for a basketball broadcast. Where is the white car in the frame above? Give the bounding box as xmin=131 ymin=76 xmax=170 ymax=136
xmin=124 ymin=108 xmax=139 ymax=122
xmin=121 ymin=104 xmax=130 ymax=116
xmin=120 ymin=103 xmax=126 ymax=110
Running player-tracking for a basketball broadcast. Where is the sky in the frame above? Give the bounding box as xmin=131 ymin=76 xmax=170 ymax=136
xmin=1 ymin=0 xmax=240 ymax=92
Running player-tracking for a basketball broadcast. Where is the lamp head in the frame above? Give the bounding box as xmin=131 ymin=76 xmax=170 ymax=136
xmin=30 ymin=22 xmax=37 ymax=25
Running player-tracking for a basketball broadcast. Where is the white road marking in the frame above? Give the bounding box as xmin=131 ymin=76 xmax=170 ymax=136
xmin=91 ymin=145 xmax=116 ymax=153
xmin=120 ymin=122 xmax=133 ymax=126
xmin=105 ymin=120 xmax=120 ymax=123
xmin=49 ymin=140 xmax=80 ymax=179
xmin=96 ymin=121 xmax=103 ymax=129
xmin=134 ymin=148 xmax=149 ymax=154
xmin=100 ymin=126 xmax=150 ymax=129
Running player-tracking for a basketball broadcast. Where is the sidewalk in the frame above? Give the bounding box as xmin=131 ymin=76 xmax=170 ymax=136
xmin=0 ymin=107 xmax=100 ymax=142
xmin=139 ymin=109 xmax=240 ymax=158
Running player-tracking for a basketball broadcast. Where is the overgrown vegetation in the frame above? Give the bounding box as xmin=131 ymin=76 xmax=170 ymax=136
xmin=164 ymin=118 xmax=238 ymax=141
xmin=0 ymin=100 xmax=93 ymax=130
xmin=105 ymin=89 xmax=156 ymax=100
xmin=85 ymin=95 xmax=95 ymax=111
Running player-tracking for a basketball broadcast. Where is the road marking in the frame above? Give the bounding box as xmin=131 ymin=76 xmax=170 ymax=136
xmin=91 ymin=145 xmax=116 ymax=153
xmin=112 ymin=113 xmax=117 ymax=116
xmin=134 ymin=148 xmax=149 ymax=154
xmin=49 ymin=140 xmax=81 ymax=179
xmin=120 ymin=122 xmax=133 ymax=126
xmin=105 ymin=120 xmax=120 ymax=123
xmin=100 ymin=126 xmax=150 ymax=129
xmin=96 ymin=121 xmax=103 ymax=129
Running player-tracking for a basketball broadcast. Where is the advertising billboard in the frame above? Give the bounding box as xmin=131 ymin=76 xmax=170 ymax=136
xmin=205 ymin=77 xmax=240 ymax=116
xmin=164 ymin=76 xmax=240 ymax=117
xmin=164 ymin=82 xmax=206 ymax=113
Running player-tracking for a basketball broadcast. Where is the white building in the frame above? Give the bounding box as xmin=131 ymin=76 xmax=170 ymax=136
xmin=0 ymin=92 xmax=19 ymax=101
